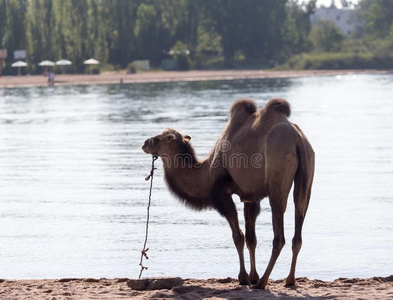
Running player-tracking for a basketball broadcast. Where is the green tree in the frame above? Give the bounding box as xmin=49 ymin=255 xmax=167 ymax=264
xmin=0 ymin=0 xmax=7 ymax=47
xmin=52 ymin=0 xmax=90 ymax=72
xmin=199 ymin=0 xmax=243 ymax=67
xmin=242 ymin=0 xmax=287 ymax=61
xmin=360 ymin=0 xmax=393 ymax=38
xmin=134 ymin=3 xmax=159 ymax=61
xmin=281 ymin=0 xmax=316 ymax=60
xmin=26 ymin=0 xmax=57 ymax=72
xmin=309 ymin=20 xmax=345 ymax=52
xmin=184 ymin=0 xmax=199 ymax=55
xmin=133 ymin=0 xmax=188 ymax=66
xmin=200 ymin=0 xmax=288 ymax=67
xmin=100 ymin=0 xmax=139 ymax=67
xmin=2 ymin=0 xmax=27 ymax=71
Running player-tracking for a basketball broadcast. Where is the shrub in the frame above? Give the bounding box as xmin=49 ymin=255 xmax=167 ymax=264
xmin=127 ymin=62 xmax=138 ymax=74
xmin=309 ymin=20 xmax=345 ymax=52
xmin=170 ymin=41 xmax=191 ymax=70
xmin=279 ymin=52 xmax=393 ymax=70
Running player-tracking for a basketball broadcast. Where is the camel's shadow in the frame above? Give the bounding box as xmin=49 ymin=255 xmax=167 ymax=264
xmin=145 ymin=283 xmax=323 ymax=300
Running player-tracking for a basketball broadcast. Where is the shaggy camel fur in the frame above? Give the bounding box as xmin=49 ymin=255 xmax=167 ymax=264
xmin=142 ymin=98 xmax=314 ymax=289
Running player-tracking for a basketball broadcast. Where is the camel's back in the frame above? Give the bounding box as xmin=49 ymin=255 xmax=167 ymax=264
xmin=225 ymin=98 xmax=291 ymax=140
xmin=217 ymin=98 xmax=295 ymax=199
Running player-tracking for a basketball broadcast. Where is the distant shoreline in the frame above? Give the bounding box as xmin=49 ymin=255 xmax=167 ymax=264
xmin=0 ymin=276 xmax=392 ymax=299
xmin=0 ymin=69 xmax=392 ymax=89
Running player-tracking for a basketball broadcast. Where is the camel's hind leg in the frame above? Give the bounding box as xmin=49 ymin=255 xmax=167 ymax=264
xmin=254 ymin=145 xmax=296 ymax=288
xmin=285 ymin=202 xmax=307 ymax=286
xmin=254 ymin=193 xmax=287 ymax=289
xmin=286 ymin=164 xmax=313 ymax=286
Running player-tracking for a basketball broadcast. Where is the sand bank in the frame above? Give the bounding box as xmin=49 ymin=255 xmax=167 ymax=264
xmin=0 ymin=69 xmax=392 ymax=88
xmin=0 ymin=276 xmax=392 ymax=299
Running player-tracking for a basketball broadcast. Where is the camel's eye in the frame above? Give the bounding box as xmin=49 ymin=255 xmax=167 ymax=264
xmin=152 ymin=136 xmax=161 ymax=144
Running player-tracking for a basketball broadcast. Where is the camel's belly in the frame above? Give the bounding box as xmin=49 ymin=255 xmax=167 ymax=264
xmin=229 ymin=167 xmax=268 ymax=202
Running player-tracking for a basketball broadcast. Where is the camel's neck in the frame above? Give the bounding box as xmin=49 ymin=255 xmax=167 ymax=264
xmin=161 ymin=151 xmax=214 ymax=211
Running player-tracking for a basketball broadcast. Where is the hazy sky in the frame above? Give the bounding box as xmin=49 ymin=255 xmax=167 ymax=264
xmin=316 ymin=0 xmax=360 ymax=8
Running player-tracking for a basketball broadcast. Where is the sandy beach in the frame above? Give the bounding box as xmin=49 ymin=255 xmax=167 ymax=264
xmin=0 ymin=276 xmax=392 ymax=299
xmin=0 ymin=69 xmax=392 ymax=88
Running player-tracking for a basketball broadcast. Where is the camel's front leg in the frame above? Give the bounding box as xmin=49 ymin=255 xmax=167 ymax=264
xmin=215 ymin=196 xmax=250 ymax=285
xmin=244 ymin=202 xmax=261 ymax=284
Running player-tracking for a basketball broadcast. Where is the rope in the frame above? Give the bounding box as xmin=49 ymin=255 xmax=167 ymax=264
xmin=138 ymin=155 xmax=158 ymax=279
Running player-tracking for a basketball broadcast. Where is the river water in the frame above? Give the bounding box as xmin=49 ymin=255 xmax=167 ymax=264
xmin=0 ymin=74 xmax=392 ymax=280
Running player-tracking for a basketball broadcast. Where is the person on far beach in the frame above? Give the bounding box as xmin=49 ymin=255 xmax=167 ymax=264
xmin=48 ymin=72 xmax=55 ymax=86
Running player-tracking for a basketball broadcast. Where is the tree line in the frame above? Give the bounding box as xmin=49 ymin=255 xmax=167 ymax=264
xmin=0 ymin=0 xmax=317 ymax=73
xmin=0 ymin=0 xmax=392 ymax=74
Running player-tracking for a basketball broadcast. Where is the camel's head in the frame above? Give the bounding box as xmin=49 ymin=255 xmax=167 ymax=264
xmin=142 ymin=128 xmax=192 ymax=157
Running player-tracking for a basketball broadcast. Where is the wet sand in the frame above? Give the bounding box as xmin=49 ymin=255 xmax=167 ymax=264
xmin=0 ymin=69 xmax=392 ymax=88
xmin=0 ymin=276 xmax=392 ymax=299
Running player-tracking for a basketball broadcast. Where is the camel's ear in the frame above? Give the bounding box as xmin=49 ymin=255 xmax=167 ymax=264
xmin=183 ymin=135 xmax=192 ymax=142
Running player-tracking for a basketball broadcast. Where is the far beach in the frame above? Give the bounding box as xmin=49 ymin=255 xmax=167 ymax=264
xmin=1 ymin=69 xmax=392 ymax=88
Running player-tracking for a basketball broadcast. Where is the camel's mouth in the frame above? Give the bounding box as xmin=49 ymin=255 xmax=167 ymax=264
xmin=142 ymin=138 xmax=154 ymax=154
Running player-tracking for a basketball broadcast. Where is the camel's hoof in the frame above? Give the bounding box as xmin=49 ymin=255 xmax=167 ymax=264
xmin=285 ymin=276 xmax=296 ymax=287
xmin=238 ymin=279 xmax=251 ymax=286
xmin=285 ymin=281 xmax=296 ymax=287
xmin=238 ymin=272 xmax=251 ymax=286
xmin=250 ymin=273 xmax=260 ymax=285
xmin=252 ymin=277 xmax=268 ymax=289
xmin=251 ymin=283 xmax=266 ymax=290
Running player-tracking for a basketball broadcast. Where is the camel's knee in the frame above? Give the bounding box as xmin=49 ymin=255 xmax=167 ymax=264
xmin=273 ymin=236 xmax=285 ymax=252
xmin=292 ymin=236 xmax=302 ymax=253
xmin=232 ymin=230 xmax=245 ymax=248
xmin=245 ymin=230 xmax=257 ymax=249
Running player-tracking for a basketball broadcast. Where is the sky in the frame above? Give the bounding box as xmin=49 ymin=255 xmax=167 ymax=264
xmin=315 ymin=0 xmax=360 ymax=8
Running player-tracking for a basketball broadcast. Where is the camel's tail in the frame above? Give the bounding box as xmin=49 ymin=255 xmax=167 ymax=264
xmin=293 ymin=124 xmax=314 ymax=214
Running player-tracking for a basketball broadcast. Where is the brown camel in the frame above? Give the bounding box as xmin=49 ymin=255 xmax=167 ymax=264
xmin=142 ymin=98 xmax=314 ymax=289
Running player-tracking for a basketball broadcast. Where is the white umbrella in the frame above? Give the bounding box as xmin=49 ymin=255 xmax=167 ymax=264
xmin=11 ymin=60 xmax=28 ymax=76
xmin=38 ymin=60 xmax=55 ymax=74
xmin=38 ymin=60 xmax=55 ymax=67
xmin=83 ymin=58 xmax=100 ymax=74
xmin=55 ymin=59 xmax=72 ymax=74
xmin=83 ymin=58 xmax=99 ymax=65
xmin=56 ymin=59 xmax=72 ymax=65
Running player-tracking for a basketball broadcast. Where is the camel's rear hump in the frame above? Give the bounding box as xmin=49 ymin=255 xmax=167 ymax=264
xmin=263 ymin=98 xmax=291 ymax=117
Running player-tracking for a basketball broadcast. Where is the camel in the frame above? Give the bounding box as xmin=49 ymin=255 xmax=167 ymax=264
xmin=142 ymin=98 xmax=314 ymax=289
